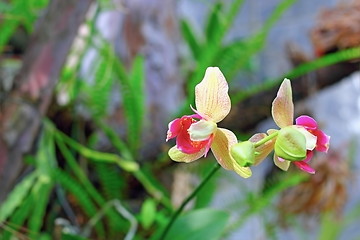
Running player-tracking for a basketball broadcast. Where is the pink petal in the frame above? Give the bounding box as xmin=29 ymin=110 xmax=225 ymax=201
xmin=303 ymin=150 xmax=314 ymax=163
xmin=295 ymin=115 xmax=317 ymax=130
xmin=314 ymin=129 xmax=330 ymax=152
xmin=166 ymin=118 xmax=182 ymax=141
xmin=293 ymin=161 xmax=316 ymax=174
xmin=204 ymin=134 xmax=214 ymax=157
xmin=176 ymin=131 xmax=207 ymax=154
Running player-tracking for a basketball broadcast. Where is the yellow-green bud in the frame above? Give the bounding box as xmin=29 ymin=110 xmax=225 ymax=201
xmin=230 ymin=141 xmax=255 ymax=167
xmin=274 ymin=126 xmax=307 ymax=161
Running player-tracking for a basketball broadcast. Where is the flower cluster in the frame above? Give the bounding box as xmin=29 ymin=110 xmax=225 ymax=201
xmin=166 ymin=67 xmax=330 ymax=177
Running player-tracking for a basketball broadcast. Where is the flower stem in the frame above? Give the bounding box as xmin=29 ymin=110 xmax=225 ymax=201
xmin=254 ymin=131 xmax=278 ymax=148
xmin=159 ymin=163 xmax=221 ymax=240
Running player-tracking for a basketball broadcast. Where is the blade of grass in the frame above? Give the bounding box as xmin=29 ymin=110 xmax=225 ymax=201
xmin=232 ymin=46 xmax=360 ymax=104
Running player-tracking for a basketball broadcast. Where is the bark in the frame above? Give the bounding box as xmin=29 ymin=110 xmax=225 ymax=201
xmin=0 ymin=0 xmax=93 ymax=202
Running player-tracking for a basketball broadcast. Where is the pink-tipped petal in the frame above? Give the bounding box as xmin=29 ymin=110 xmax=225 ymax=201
xmin=294 ymin=161 xmax=316 ymax=174
xmin=271 ymin=79 xmax=294 ymax=128
xmin=166 ymin=118 xmax=182 ymax=141
xmin=314 ymin=129 xmax=330 ymax=152
xmin=303 ymin=150 xmax=314 ymax=163
xmin=273 ymin=154 xmax=290 ymax=171
xmin=295 ymin=115 xmax=318 ymax=129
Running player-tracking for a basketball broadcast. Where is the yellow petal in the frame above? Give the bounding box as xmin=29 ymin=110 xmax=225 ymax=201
xmin=195 ymin=67 xmax=231 ymax=123
xmin=211 ymin=128 xmax=252 ymax=178
xmin=249 ymin=133 xmax=275 ymax=165
xmin=168 ymin=146 xmax=205 ymax=163
xmin=273 ymin=153 xmax=290 ymax=171
xmin=271 ymin=78 xmax=294 ymax=128
xmin=232 ymin=162 xmax=252 ymax=178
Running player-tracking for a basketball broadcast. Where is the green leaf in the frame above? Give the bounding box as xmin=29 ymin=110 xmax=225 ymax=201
xmin=204 ymin=2 xmax=224 ymax=42
xmin=140 ymin=198 xmax=157 ymax=229
xmin=180 ymin=19 xmax=202 ymax=58
xmin=28 ymin=178 xmax=53 ymax=238
xmin=165 ymin=208 xmax=229 ymax=240
xmin=128 ymin=55 xmax=146 ymax=153
xmin=0 ymin=172 xmax=37 ymax=222
xmin=61 ymin=233 xmax=89 ymax=240
xmin=232 ymin=46 xmax=360 ymax=104
xmin=54 ymin=169 xmax=105 ymax=237
xmin=54 ymin=127 xmax=139 ymax=172
xmin=89 ymin=55 xmax=114 ymax=119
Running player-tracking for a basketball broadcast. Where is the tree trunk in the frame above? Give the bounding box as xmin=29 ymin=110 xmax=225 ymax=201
xmin=0 ymin=0 xmax=93 ymax=202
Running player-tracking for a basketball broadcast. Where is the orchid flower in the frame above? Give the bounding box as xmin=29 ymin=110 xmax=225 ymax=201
xmin=166 ymin=67 xmax=252 ymax=178
xmin=270 ymin=79 xmax=330 ymax=174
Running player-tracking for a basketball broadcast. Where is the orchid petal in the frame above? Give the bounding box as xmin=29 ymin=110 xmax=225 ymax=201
xmin=249 ymin=133 xmax=275 ymax=165
xmin=293 ymin=161 xmax=316 ymax=174
xmin=195 ymin=67 xmax=231 ymax=123
xmin=271 ymin=79 xmax=294 ymax=128
xmin=188 ymin=120 xmax=217 ymax=141
xmin=168 ymin=146 xmax=205 ymax=163
xmin=295 ymin=126 xmax=317 ymax=151
xmin=303 ymin=150 xmax=314 ymax=163
xmin=166 ymin=118 xmax=181 ymax=141
xmin=273 ymin=154 xmax=290 ymax=171
xmin=176 ymin=131 xmax=207 ymax=154
xmin=295 ymin=115 xmax=318 ymax=129
xmin=211 ymin=128 xmax=252 ymax=178
xmin=314 ymin=129 xmax=330 ymax=152
xmin=232 ymin=162 xmax=252 ymax=178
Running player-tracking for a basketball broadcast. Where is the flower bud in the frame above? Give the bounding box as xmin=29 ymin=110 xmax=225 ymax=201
xmin=274 ymin=126 xmax=307 ymax=161
xmin=230 ymin=141 xmax=255 ymax=167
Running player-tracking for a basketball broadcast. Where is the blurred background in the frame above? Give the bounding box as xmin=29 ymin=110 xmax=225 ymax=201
xmin=0 ymin=0 xmax=359 ymax=239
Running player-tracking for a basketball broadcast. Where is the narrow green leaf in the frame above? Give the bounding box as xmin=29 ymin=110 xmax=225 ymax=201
xmin=180 ymin=19 xmax=202 ymax=58
xmin=54 ymin=128 xmax=139 ymax=172
xmin=232 ymin=46 xmax=360 ymax=104
xmin=204 ymin=2 xmax=224 ymax=42
xmin=28 ymin=178 xmax=53 ymax=238
xmin=0 ymin=172 xmax=37 ymax=222
xmin=90 ymin=55 xmax=114 ymax=118
xmin=140 ymin=198 xmax=157 ymax=229
xmin=1 ymin=193 xmax=34 ymax=240
xmin=54 ymin=169 xmax=105 ymax=237
xmin=128 ymin=55 xmax=146 ymax=152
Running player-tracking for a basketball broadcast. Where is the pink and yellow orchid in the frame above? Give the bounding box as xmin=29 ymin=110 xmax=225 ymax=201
xmin=166 ymin=67 xmax=252 ymax=178
xmin=270 ymin=79 xmax=330 ymax=174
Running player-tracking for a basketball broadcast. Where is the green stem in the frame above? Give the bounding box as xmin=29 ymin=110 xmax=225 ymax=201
xmin=254 ymin=131 xmax=278 ymax=148
xmin=159 ymin=163 xmax=221 ymax=240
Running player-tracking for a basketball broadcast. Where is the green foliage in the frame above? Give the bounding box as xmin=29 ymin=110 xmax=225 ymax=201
xmin=2 ymin=0 xmax=359 ymax=239
xmin=140 ymin=198 xmax=157 ymax=230
xmin=54 ymin=168 xmax=106 ymax=237
xmin=162 ymin=208 xmax=230 ymax=240
xmin=179 ymin=0 xmax=297 ymax=115
xmin=0 ymin=172 xmax=37 ymax=222
xmin=0 ymin=0 xmax=49 ymax=52
xmin=233 ymin=46 xmax=360 ymax=103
